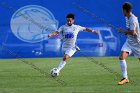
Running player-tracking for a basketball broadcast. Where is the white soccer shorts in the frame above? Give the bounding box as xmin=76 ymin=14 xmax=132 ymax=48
xmin=62 ymin=47 xmax=77 ymax=57
xmin=121 ymin=41 xmax=140 ymax=58
xmin=121 ymin=42 xmax=132 ymax=55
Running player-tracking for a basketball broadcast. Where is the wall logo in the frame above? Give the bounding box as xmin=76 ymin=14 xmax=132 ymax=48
xmin=11 ymin=5 xmax=58 ymax=43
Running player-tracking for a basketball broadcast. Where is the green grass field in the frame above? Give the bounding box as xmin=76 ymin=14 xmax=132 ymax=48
xmin=0 ymin=57 xmax=140 ymax=93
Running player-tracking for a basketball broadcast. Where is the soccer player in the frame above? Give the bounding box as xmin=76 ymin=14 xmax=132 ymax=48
xmin=48 ymin=13 xmax=98 ymax=75
xmin=118 ymin=2 xmax=140 ymax=85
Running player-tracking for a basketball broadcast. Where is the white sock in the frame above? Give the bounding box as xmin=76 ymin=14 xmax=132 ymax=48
xmin=120 ymin=60 xmax=128 ymax=79
xmin=57 ymin=61 xmax=66 ymax=71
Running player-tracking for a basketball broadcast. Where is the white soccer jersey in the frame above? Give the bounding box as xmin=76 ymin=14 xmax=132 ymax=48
xmin=125 ymin=14 xmax=140 ymax=45
xmin=57 ymin=24 xmax=86 ymax=49
xmin=124 ymin=14 xmax=140 ymax=57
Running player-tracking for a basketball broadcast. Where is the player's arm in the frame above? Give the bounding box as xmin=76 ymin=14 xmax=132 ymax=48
xmin=119 ymin=29 xmax=136 ymax=36
xmin=84 ymin=28 xmax=99 ymax=34
xmin=48 ymin=25 xmax=64 ymax=38
xmin=119 ymin=20 xmax=137 ymax=36
xmin=48 ymin=31 xmax=59 ymax=38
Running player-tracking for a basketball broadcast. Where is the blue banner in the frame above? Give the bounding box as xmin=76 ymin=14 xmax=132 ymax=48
xmin=0 ymin=0 xmax=140 ymax=58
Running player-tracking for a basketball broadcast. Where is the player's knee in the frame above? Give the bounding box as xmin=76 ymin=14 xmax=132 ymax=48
xmin=63 ymin=55 xmax=70 ymax=61
xmin=63 ymin=57 xmax=67 ymax=61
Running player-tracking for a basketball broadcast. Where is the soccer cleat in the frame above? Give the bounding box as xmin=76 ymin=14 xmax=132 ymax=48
xmin=75 ymin=46 xmax=80 ymax=51
xmin=118 ymin=78 xmax=129 ymax=85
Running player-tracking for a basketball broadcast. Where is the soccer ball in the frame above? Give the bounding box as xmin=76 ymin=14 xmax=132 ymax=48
xmin=50 ymin=68 xmax=59 ymax=77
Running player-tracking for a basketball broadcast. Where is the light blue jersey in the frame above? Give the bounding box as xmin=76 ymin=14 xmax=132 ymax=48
xmin=57 ymin=24 xmax=85 ymax=49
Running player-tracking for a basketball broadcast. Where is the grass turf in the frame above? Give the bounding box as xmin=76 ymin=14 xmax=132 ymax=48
xmin=0 ymin=57 xmax=140 ymax=93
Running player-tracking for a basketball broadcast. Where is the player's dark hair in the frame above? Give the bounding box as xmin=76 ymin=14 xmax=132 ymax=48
xmin=66 ymin=13 xmax=75 ymax=19
xmin=122 ymin=2 xmax=132 ymax=13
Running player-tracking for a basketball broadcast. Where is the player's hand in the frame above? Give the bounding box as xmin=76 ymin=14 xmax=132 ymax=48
xmin=48 ymin=34 xmax=51 ymax=38
xmin=118 ymin=28 xmax=127 ymax=35
xmin=94 ymin=30 xmax=99 ymax=34
xmin=118 ymin=28 xmax=125 ymax=33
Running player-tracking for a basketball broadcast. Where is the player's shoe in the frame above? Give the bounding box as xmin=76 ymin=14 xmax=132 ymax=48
xmin=75 ymin=46 xmax=80 ymax=51
xmin=118 ymin=78 xmax=129 ymax=85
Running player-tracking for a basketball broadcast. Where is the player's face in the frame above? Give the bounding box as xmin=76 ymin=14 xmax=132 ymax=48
xmin=66 ymin=18 xmax=74 ymax=26
xmin=122 ymin=9 xmax=127 ymax=16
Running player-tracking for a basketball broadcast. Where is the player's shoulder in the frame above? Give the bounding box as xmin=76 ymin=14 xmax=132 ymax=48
xmin=73 ymin=24 xmax=83 ymax=28
xmin=129 ymin=14 xmax=138 ymax=22
xmin=60 ymin=24 xmax=66 ymax=27
xmin=59 ymin=24 xmax=67 ymax=29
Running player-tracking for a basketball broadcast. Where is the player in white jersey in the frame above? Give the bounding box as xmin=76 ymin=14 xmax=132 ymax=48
xmin=118 ymin=2 xmax=140 ymax=85
xmin=48 ymin=13 xmax=98 ymax=76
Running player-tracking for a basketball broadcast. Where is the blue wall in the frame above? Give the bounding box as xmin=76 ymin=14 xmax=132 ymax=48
xmin=0 ymin=0 xmax=140 ymax=58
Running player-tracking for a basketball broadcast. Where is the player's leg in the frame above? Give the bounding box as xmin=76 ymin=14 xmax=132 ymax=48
xmin=119 ymin=51 xmax=129 ymax=78
xmin=57 ymin=48 xmax=76 ymax=72
xmin=118 ymin=42 xmax=131 ymax=85
xmin=118 ymin=51 xmax=130 ymax=85
xmin=137 ymin=54 xmax=140 ymax=61
xmin=63 ymin=54 xmax=71 ymax=61
xmin=57 ymin=54 xmax=70 ymax=72
xmin=134 ymin=50 xmax=140 ymax=61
